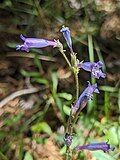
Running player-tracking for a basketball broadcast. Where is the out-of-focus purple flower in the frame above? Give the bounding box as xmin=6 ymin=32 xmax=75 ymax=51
xmin=64 ymin=133 xmax=73 ymax=146
xmin=78 ymin=61 xmax=106 ymax=79
xmin=16 ymin=34 xmax=57 ymax=52
xmin=60 ymin=26 xmax=73 ymax=53
xmin=72 ymin=81 xmax=99 ymax=114
xmin=75 ymin=141 xmax=115 ymax=152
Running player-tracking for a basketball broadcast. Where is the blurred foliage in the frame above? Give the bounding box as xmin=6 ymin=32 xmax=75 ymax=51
xmin=0 ymin=0 xmax=120 ymax=160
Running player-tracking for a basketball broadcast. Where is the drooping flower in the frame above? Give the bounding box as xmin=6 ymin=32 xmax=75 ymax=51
xmin=16 ymin=34 xmax=57 ymax=52
xmin=75 ymin=141 xmax=115 ymax=153
xmin=77 ymin=61 xmax=106 ymax=79
xmin=72 ymin=81 xmax=99 ymax=114
xmin=64 ymin=133 xmax=73 ymax=146
xmin=60 ymin=26 xmax=73 ymax=53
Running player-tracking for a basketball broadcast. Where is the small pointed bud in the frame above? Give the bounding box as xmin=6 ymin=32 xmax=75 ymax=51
xmin=60 ymin=26 xmax=73 ymax=53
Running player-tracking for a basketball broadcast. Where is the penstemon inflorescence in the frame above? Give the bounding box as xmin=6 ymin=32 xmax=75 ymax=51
xmin=16 ymin=26 xmax=115 ymax=160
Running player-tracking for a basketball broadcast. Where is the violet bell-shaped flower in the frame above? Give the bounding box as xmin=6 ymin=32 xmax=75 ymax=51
xmin=78 ymin=61 xmax=106 ymax=79
xmin=60 ymin=26 xmax=73 ymax=53
xmin=16 ymin=34 xmax=57 ymax=52
xmin=75 ymin=141 xmax=115 ymax=153
xmin=72 ymin=81 xmax=99 ymax=114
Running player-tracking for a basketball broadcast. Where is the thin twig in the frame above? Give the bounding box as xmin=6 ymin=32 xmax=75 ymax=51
xmin=0 ymin=87 xmax=40 ymax=108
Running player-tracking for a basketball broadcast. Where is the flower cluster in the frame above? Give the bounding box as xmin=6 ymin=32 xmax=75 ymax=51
xmin=16 ymin=26 xmax=114 ymax=155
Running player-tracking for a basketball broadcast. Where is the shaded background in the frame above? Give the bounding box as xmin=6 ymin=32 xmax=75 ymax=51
xmin=0 ymin=0 xmax=120 ymax=160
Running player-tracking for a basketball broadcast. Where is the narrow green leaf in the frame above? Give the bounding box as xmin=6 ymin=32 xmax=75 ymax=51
xmin=92 ymin=151 xmax=115 ymax=160
xmin=51 ymin=72 xmax=58 ymax=92
xmin=24 ymin=152 xmax=33 ymax=160
xmin=17 ymin=0 xmax=33 ymax=5
xmin=54 ymin=95 xmax=65 ymax=119
xmin=31 ymin=122 xmax=52 ymax=135
xmin=88 ymin=34 xmax=95 ymax=84
xmin=21 ymin=69 xmax=40 ymax=77
xmin=88 ymin=34 xmax=96 ymax=114
xmin=32 ymin=78 xmax=48 ymax=84
xmin=63 ymin=105 xmax=71 ymax=116
xmin=105 ymin=126 xmax=120 ymax=145
xmin=104 ymin=92 xmax=110 ymax=120
xmin=4 ymin=112 xmax=23 ymax=126
xmin=0 ymin=150 xmax=8 ymax=160
xmin=58 ymin=93 xmax=72 ymax=101
xmin=100 ymin=86 xmax=118 ymax=92
xmin=94 ymin=41 xmax=106 ymax=71
xmin=118 ymin=89 xmax=120 ymax=111
xmin=34 ymin=55 xmax=42 ymax=70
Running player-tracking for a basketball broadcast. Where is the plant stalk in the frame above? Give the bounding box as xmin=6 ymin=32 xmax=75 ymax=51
xmin=61 ymin=50 xmax=72 ymax=68
xmin=75 ymin=72 xmax=79 ymax=100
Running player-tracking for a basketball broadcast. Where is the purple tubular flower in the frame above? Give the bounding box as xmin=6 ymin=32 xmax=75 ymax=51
xmin=72 ymin=81 xmax=99 ymax=114
xmin=78 ymin=61 xmax=106 ymax=79
xmin=75 ymin=141 xmax=115 ymax=153
xmin=60 ymin=26 xmax=73 ymax=52
xmin=16 ymin=34 xmax=57 ymax=52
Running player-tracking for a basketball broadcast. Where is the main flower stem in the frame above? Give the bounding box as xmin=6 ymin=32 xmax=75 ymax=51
xmin=65 ymin=112 xmax=73 ymax=160
xmin=65 ymin=72 xmax=79 ymax=160
xmin=57 ymin=41 xmax=79 ymax=160
xmin=66 ymin=146 xmax=72 ymax=160
xmin=75 ymin=72 xmax=79 ymax=99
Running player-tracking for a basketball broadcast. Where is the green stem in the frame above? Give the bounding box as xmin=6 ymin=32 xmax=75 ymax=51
xmin=0 ymin=150 xmax=8 ymax=160
xmin=75 ymin=72 xmax=79 ymax=99
xmin=57 ymin=45 xmax=72 ymax=159
xmin=61 ymin=50 xmax=72 ymax=68
xmin=57 ymin=42 xmax=77 ymax=160
xmin=57 ymin=40 xmax=71 ymax=68
xmin=65 ymin=112 xmax=73 ymax=160
xmin=66 ymin=146 xmax=72 ymax=160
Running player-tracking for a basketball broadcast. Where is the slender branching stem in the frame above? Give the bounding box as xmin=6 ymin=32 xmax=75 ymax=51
xmin=57 ymin=40 xmax=72 ymax=68
xmin=61 ymin=50 xmax=72 ymax=68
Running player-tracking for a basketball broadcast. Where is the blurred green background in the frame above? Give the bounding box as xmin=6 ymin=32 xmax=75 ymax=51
xmin=0 ymin=0 xmax=120 ymax=160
